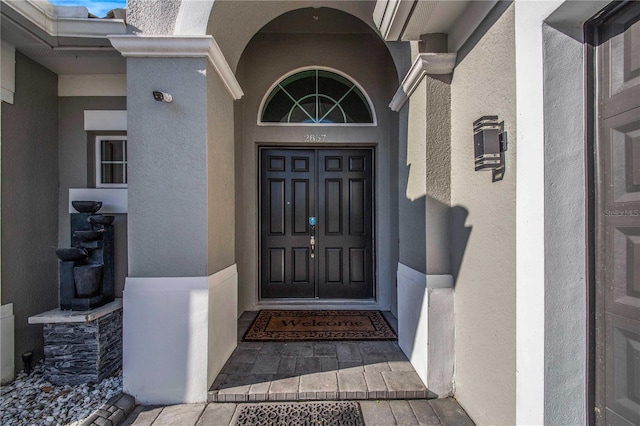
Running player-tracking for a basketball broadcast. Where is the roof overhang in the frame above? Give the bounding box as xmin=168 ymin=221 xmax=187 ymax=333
xmin=373 ymin=0 xmax=498 ymax=52
xmin=1 ymin=0 xmax=126 ymax=46
xmin=375 ymin=0 xmax=499 ymax=111
xmin=1 ymin=0 xmax=127 ymax=74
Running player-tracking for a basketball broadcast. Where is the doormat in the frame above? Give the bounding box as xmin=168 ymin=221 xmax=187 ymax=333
xmin=234 ymin=401 xmax=364 ymax=426
xmin=242 ymin=310 xmax=397 ymax=341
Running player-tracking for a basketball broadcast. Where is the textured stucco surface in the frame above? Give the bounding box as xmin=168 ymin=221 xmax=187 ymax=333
xmin=1 ymin=52 xmax=59 ymax=370
xmin=424 ymin=76 xmax=451 ymax=275
xmin=400 ymin=56 xmax=451 ymax=275
xmin=206 ymin=62 xmax=235 ymax=274
xmin=126 ymin=57 xmax=208 ymax=277
xmin=126 ymin=0 xmax=181 ymax=34
xmin=541 ymin=22 xmax=587 ymax=426
xmin=207 ymin=1 xmax=378 ymax=72
xmin=400 ymin=47 xmax=427 ymax=273
xmin=58 ymin=97 xmax=128 ymax=297
xmin=450 ymin=4 xmax=517 ymax=425
xmin=236 ymin=28 xmax=399 ymax=311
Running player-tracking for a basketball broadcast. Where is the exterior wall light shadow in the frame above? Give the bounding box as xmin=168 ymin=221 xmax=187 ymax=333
xmin=473 ymin=116 xmax=507 ymax=182
xmin=152 ymin=91 xmax=173 ymax=103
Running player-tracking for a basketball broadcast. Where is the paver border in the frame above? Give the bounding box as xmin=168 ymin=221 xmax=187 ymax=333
xmin=81 ymin=393 xmax=136 ymax=426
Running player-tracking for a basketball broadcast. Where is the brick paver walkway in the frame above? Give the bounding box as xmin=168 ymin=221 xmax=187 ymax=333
xmin=122 ymin=398 xmax=474 ymax=425
xmin=121 ymin=311 xmax=475 ymax=425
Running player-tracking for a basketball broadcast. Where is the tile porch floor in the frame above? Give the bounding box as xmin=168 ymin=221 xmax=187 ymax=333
xmin=122 ymin=311 xmax=475 ymax=425
xmin=209 ymin=311 xmax=432 ymax=402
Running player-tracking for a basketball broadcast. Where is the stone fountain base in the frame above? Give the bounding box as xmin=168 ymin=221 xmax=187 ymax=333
xmin=28 ymin=299 xmax=122 ymax=385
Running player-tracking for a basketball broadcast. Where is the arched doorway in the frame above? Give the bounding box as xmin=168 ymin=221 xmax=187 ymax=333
xmin=258 ymin=68 xmax=376 ymax=299
xmin=231 ymin=7 xmax=401 ymax=309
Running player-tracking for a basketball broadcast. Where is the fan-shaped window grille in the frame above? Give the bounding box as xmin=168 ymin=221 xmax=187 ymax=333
xmin=261 ymin=69 xmax=374 ymax=124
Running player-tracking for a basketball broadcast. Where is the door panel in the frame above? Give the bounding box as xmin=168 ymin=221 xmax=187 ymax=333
xmin=261 ymin=149 xmax=315 ymax=298
xmin=596 ymin=5 xmax=640 ymax=425
xmin=605 ymin=313 xmax=640 ymax=423
xmin=260 ymin=148 xmax=374 ymax=299
xmin=317 ymin=149 xmax=373 ymax=299
xmin=293 ymin=180 xmax=310 ymax=234
xmin=601 ymin=7 xmax=640 ymax=119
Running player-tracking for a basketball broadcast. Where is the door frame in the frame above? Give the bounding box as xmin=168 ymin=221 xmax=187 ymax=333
xmin=257 ymin=144 xmax=377 ymax=302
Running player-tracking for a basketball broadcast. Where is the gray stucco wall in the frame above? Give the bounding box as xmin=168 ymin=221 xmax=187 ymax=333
xmin=423 ymin=77 xmax=451 ymax=275
xmin=208 ymin=1 xmax=380 ymax=72
xmin=206 ymin=62 xmax=235 ymax=274
xmin=236 ymin=31 xmax=399 ymax=310
xmin=1 ymin=52 xmax=59 ymax=370
xmin=450 ymin=4 xmax=517 ymax=424
xmin=58 ymin=97 xmax=127 ymax=296
xmin=399 ymin=60 xmax=452 ymax=275
xmin=399 ymin=72 xmax=426 ymax=273
xmin=127 ymin=57 xmax=209 ymax=277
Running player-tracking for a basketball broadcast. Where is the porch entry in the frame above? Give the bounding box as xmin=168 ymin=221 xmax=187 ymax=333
xmin=259 ymin=148 xmax=374 ymax=299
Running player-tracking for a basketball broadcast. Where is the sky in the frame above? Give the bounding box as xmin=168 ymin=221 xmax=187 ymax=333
xmin=49 ymin=0 xmax=126 ymax=18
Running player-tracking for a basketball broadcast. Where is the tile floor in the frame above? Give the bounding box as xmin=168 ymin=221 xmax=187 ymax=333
xmin=122 ymin=311 xmax=475 ymax=425
xmin=209 ymin=311 xmax=432 ymax=402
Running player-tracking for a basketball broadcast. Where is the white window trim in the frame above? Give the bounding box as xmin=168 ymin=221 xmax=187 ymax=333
xmin=257 ymin=66 xmax=377 ymax=127
xmin=84 ymin=110 xmax=127 ymax=131
xmin=95 ymin=135 xmax=127 ymax=188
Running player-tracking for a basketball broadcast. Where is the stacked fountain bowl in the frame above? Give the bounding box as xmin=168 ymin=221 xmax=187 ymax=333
xmin=55 ymin=201 xmax=115 ymax=311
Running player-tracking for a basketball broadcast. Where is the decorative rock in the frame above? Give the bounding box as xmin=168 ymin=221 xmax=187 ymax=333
xmin=0 ymin=361 xmax=122 ymax=426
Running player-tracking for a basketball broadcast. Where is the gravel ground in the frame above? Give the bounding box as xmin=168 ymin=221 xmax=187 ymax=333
xmin=0 ymin=362 xmax=122 ymax=426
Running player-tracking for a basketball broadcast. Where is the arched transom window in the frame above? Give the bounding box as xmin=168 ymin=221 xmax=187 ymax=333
xmin=260 ymin=69 xmax=375 ymax=125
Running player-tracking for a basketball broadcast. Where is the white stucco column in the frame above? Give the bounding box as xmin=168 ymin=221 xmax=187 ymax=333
xmin=108 ymin=35 xmax=242 ymax=404
xmin=514 ymin=2 xmax=560 ymax=423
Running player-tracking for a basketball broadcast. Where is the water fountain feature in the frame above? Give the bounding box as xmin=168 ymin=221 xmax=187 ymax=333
xmin=55 ymin=201 xmax=115 ymax=311
xmin=28 ymin=200 xmax=122 ymax=385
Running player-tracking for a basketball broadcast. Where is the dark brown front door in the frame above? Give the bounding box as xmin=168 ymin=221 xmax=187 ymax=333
xmin=595 ymin=4 xmax=640 ymax=425
xmin=260 ymin=148 xmax=374 ymax=299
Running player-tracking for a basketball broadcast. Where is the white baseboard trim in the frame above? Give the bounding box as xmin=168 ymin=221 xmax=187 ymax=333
xmin=123 ymin=266 xmax=238 ymax=404
xmin=1 ymin=304 xmax=15 ymax=383
xmin=397 ymin=263 xmax=454 ymax=289
xmin=207 ymin=265 xmax=238 ymax=386
xmin=397 ymin=263 xmax=454 ymax=397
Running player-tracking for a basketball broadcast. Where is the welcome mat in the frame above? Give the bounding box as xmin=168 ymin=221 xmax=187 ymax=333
xmin=234 ymin=401 xmax=364 ymax=426
xmin=243 ymin=310 xmax=397 ymax=341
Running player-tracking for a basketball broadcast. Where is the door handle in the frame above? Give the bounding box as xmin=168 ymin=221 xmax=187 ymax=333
xmin=309 ymin=216 xmax=316 ymax=258
xmin=310 ymin=236 xmax=315 ymax=258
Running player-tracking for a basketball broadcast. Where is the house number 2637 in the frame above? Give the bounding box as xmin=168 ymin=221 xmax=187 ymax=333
xmin=304 ymin=134 xmax=327 ymax=142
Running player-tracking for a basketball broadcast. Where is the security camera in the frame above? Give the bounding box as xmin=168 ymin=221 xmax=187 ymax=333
xmin=152 ymin=91 xmax=173 ymax=103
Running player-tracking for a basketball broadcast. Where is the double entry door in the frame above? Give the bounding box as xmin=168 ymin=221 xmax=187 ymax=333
xmin=260 ymin=148 xmax=374 ymax=299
